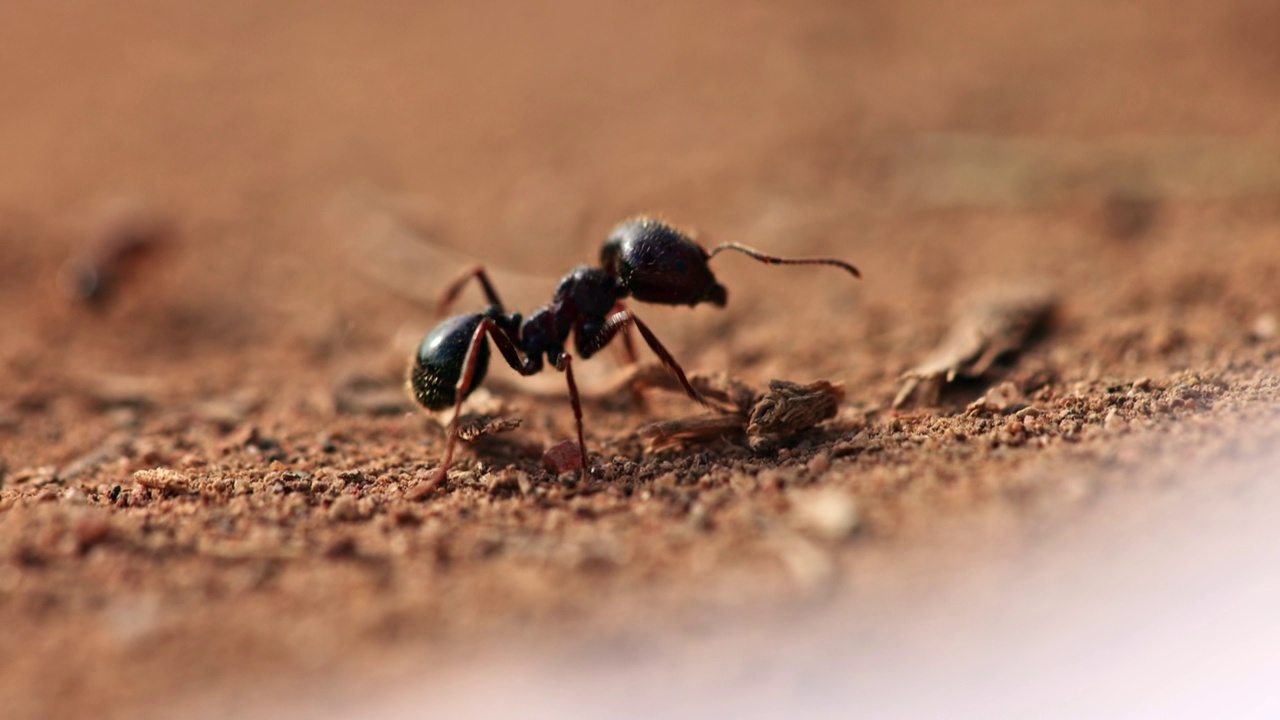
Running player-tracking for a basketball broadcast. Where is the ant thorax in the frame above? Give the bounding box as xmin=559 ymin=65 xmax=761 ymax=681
xmin=553 ymin=265 xmax=619 ymax=318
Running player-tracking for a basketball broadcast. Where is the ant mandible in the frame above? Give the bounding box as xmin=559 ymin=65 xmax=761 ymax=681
xmin=409 ymin=216 xmax=860 ymax=484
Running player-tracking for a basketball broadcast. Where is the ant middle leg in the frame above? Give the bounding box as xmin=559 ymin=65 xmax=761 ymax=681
xmin=436 ymin=264 xmax=507 ymax=315
xmin=581 ymin=309 xmax=723 ymax=411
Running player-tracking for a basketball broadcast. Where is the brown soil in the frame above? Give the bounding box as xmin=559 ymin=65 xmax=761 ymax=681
xmin=2 ymin=2 xmax=1280 ymax=718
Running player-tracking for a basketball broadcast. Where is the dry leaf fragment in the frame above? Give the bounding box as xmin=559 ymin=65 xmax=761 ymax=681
xmin=748 ymin=380 xmax=845 ymax=444
xmin=639 ymin=376 xmax=844 ymax=452
xmin=894 ymin=285 xmax=1055 ymax=408
xmin=456 ymin=415 xmax=522 ymax=441
xmin=422 ymin=388 xmax=523 ymax=442
xmin=640 ymin=413 xmax=744 ymax=450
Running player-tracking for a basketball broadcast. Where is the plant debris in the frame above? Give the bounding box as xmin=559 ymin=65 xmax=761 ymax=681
xmin=893 ymin=285 xmax=1056 ymax=408
xmin=421 ymin=388 xmax=524 ymax=442
xmin=456 ymin=415 xmax=523 ymax=441
xmin=639 ymin=375 xmax=845 ymax=452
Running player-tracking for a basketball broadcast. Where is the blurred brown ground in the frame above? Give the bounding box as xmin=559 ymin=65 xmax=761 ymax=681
xmin=1 ymin=2 xmax=1279 ymax=718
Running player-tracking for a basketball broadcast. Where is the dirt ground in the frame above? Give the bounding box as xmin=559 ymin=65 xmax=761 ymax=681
xmin=2 ymin=2 xmax=1280 ymax=718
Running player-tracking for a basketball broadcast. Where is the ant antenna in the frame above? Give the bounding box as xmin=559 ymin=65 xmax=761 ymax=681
xmin=707 ymin=243 xmax=861 ymax=278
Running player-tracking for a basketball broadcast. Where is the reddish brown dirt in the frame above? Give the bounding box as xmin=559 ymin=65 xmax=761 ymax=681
xmin=2 ymin=2 xmax=1280 ymax=718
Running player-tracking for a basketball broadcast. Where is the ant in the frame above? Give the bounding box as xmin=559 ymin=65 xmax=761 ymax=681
xmin=409 ymin=216 xmax=860 ymax=484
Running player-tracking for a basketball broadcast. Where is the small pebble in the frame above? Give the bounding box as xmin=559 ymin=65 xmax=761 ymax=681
xmin=1252 ymin=313 xmax=1277 ymax=341
xmin=542 ymin=440 xmax=583 ymax=474
xmin=653 ymin=472 xmax=678 ymax=491
xmin=790 ymin=487 xmax=860 ymax=540
xmin=328 ymin=495 xmax=361 ymax=522
xmin=323 ymin=536 xmax=358 ymax=557
xmin=985 ymin=381 xmax=1027 ymax=412
xmin=133 ymin=468 xmax=192 ymax=495
xmin=62 ymin=487 xmax=87 ymax=504
xmin=806 ymin=452 xmax=832 ymax=475
xmin=73 ymin=512 xmax=112 ymax=550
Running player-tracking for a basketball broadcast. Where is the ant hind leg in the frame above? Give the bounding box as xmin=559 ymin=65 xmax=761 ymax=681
xmin=429 ymin=318 xmax=538 ymax=487
xmin=610 ymin=301 xmax=639 ymax=365
xmin=587 ymin=309 xmax=728 ymax=412
xmin=607 ymin=300 xmax=650 ymax=410
xmin=430 ymin=318 xmax=496 ymax=486
xmin=436 ymin=265 xmax=507 ymax=316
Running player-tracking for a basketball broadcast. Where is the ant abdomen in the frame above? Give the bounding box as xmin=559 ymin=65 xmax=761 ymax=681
xmin=409 ymin=313 xmax=491 ymax=411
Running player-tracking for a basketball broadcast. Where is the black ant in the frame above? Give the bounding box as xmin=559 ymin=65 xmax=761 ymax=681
xmin=409 ymin=216 xmax=860 ymax=483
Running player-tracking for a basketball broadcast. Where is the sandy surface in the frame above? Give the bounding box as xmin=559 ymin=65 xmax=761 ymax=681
xmin=182 ymin=440 xmax=1280 ymax=720
xmin=2 ymin=2 xmax=1280 ymax=718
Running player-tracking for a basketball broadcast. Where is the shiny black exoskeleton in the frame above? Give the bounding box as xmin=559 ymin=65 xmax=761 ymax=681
xmin=412 ymin=216 xmax=860 ymax=483
xmin=600 ymin=219 xmax=728 ymax=307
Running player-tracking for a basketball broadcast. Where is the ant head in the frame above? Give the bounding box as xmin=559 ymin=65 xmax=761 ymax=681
xmin=600 ymin=217 xmax=728 ymax=308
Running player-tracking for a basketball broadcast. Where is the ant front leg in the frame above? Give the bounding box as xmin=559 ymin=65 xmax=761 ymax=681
xmin=581 ymin=309 xmax=723 ymax=411
xmin=431 ymin=318 xmax=540 ymax=486
xmin=436 ymin=264 xmax=507 ymax=315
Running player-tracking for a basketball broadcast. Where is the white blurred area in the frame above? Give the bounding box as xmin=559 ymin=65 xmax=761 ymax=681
xmin=202 ymin=428 xmax=1280 ymax=720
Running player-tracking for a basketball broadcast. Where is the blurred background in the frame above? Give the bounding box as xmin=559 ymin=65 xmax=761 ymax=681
xmin=4 ymin=0 xmax=1278 ymax=384
xmin=2 ymin=2 xmax=1279 ymax=718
